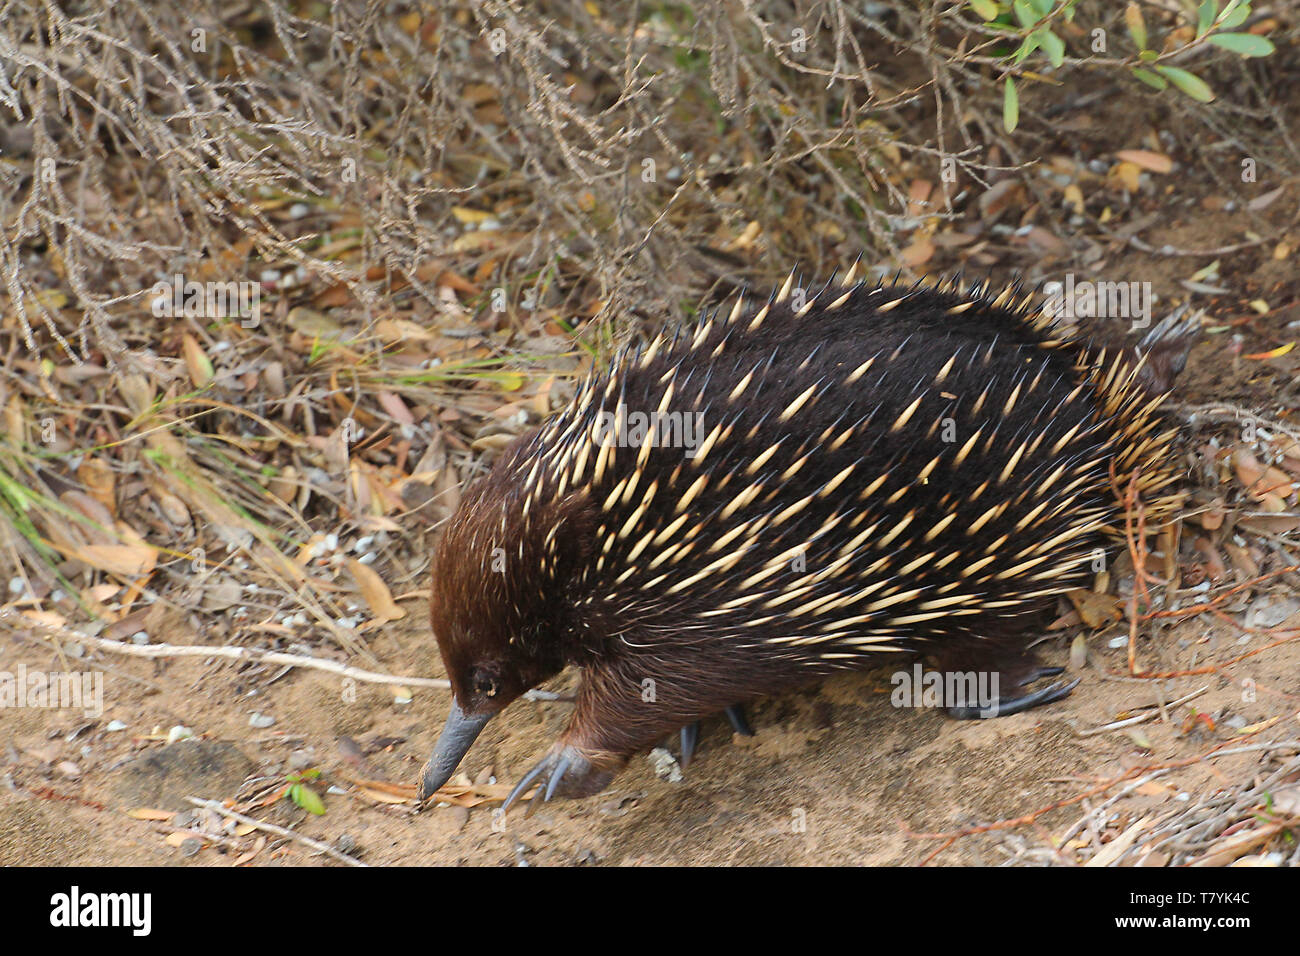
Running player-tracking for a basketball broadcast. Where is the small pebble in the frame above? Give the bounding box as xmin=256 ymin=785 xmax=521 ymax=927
xmin=249 ymin=713 xmax=276 ymax=729
xmin=334 ymin=833 xmax=359 ymax=854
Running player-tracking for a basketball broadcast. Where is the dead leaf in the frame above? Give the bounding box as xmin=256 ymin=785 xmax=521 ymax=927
xmin=900 ymin=238 xmax=934 ymax=267
xmin=234 ymin=834 xmax=266 ymax=865
xmin=77 ymin=458 xmax=117 ymax=513
xmin=67 ymin=543 xmax=156 ymax=578
xmin=126 ymin=808 xmax=176 ymax=821
xmin=345 ymin=558 xmax=406 ymax=621
xmin=1114 ymin=149 xmax=1172 ymax=173
xmin=1066 ymin=588 xmax=1122 ymax=628
xmin=182 ymin=334 xmax=214 ymax=388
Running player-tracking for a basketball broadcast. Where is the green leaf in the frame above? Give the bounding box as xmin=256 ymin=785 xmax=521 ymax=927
xmin=1154 ymin=65 xmax=1215 ymax=102
xmin=290 ymin=783 xmax=327 ymax=815
xmin=969 ymin=0 xmax=999 ymax=20
xmin=1124 ymin=3 xmax=1147 ymax=50
xmin=1029 ymin=0 xmax=1053 ymax=15
xmin=1197 ymin=0 xmax=1218 ymax=36
xmin=1038 ymin=28 xmax=1065 ymax=67
xmin=1012 ymin=33 xmax=1041 ymax=63
xmin=1208 ymin=32 xmax=1275 ymax=57
xmin=1130 ymin=67 xmax=1169 ymax=90
xmin=1003 ymin=77 xmax=1019 ymax=132
xmin=1218 ymin=1 xmax=1250 ymax=31
xmin=1137 ymin=49 xmax=1160 ymax=62
xmin=1012 ymin=0 xmax=1036 ymax=28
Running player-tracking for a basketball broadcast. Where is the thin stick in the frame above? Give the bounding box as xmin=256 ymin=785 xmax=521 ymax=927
xmin=1076 ymin=685 xmax=1209 ymax=736
xmin=0 ymin=616 xmax=449 ymax=689
xmin=185 ymin=796 xmax=368 ymax=867
xmin=3 ymin=617 xmax=570 ymax=700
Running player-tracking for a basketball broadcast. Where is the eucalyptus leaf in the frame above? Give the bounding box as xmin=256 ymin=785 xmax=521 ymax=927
xmin=1130 ymin=67 xmax=1168 ymax=91
xmin=1197 ymin=0 xmax=1218 ymax=36
xmin=1154 ymin=65 xmax=1215 ymax=102
xmin=1124 ymin=3 xmax=1147 ymax=50
xmin=1003 ymin=77 xmax=1019 ymax=132
xmin=1208 ymin=32 xmax=1275 ymax=57
xmin=1038 ymin=28 xmax=1065 ymax=67
xmin=1218 ymin=1 xmax=1251 ymax=31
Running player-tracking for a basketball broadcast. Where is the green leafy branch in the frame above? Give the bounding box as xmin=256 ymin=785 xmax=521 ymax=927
xmin=964 ymin=0 xmax=1276 ymax=131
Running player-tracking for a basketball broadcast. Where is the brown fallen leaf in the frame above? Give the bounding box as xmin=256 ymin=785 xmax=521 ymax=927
xmin=77 ymin=458 xmax=117 ymax=513
xmin=900 ymin=237 xmax=934 ymax=267
xmin=126 ymin=807 xmax=176 ymax=821
xmin=164 ymin=831 xmax=205 ymax=848
xmin=1189 ymin=822 xmax=1288 ymax=866
xmin=1065 ymin=588 xmax=1122 ymax=628
xmin=234 ymin=835 xmax=266 ymax=865
xmin=358 ymin=786 xmax=412 ymax=805
xmin=181 ymin=333 xmax=214 ymax=388
xmin=1114 ymin=149 xmax=1173 ymax=173
xmin=65 ymin=543 xmax=156 ymax=578
xmin=345 ymin=558 xmax=406 ymax=621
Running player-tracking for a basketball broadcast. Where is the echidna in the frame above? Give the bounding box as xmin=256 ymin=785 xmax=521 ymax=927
xmin=417 ymin=269 xmax=1192 ymax=809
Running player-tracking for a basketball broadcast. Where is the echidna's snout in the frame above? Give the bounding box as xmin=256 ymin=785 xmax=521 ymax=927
xmin=418 ymin=700 xmax=492 ymax=800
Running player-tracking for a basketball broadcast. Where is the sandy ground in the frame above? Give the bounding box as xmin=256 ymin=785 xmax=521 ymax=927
xmin=2 ymin=588 xmax=1297 ymax=866
xmin=4 ymin=214 xmax=1300 ymax=867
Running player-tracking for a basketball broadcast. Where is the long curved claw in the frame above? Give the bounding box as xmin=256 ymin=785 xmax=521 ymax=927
xmin=679 ymin=722 xmax=701 ymax=768
xmin=1019 ymin=665 xmax=1064 ymax=686
xmin=724 ymin=704 xmax=755 ymax=737
xmin=500 ymin=743 xmax=617 ymax=815
xmin=948 ymin=677 xmax=1080 ymax=719
xmin=502 ymin=758 xmax=550 ymax=814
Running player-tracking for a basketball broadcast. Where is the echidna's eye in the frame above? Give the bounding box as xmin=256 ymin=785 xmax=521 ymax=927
xmin=472 ymin=672 xmax=498 ymax=697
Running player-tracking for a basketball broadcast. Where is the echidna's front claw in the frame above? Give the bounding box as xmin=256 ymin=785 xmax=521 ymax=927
xmin=501 ymin=742 xmax=617 ymax=814
xmin=947 ymin=676 xmax=1080 ymax=719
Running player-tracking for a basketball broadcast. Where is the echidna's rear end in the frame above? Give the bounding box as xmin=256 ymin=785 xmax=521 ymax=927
xmin=419 ymin=272 xmax=1191 ymax=806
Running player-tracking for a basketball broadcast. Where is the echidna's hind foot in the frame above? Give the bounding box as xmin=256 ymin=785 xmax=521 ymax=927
xmin=678 ymin=704 xmax=755 ymax=768
xmin=946 ymin=669 xmax=1080 ymax=720
xmin=724 ymin=703 xmax=755 ymax=737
